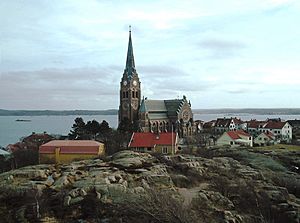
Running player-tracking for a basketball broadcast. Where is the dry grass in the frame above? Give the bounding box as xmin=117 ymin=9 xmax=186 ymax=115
xmin=255 ymin=144 xmax=300 ymax=152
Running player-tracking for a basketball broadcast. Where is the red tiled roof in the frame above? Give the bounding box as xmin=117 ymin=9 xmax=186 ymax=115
xmin=6 ymin=142 xmax=26 ymax=152
xmin=232 ymin=118 xmax=243 ymax=124
xmin=227 ymin=130 xmax=251 ymax=140
xmin=264 ymin=121 xmax=286 ymax=129
xmin=39 ymin=140 xmax=102 ymax=154
xmin=248 ymin=121 xmax=266 ymax=128
xmin=215 ymin=118 xmax=231 ymax=127
xmin=128 ymin=132 xmax=176 ymax=148
xmin=262 ymin=132 xmax=275 ymax=140
xmin=203 ymin=120 xmax=216 ymax=129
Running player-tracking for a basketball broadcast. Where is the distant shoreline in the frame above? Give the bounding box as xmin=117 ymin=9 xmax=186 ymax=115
xmin=0 ymin=108 xmax=300 ymax=116
xmin=0 ymin=109 xmax=118 ymax=116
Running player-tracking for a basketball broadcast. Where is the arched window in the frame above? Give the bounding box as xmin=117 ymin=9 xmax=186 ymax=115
xmin=136 ymin=91 xmax=139 ymax=98
xmin=126 ymin=91 xmax=128 ymax=98
xmin=122 ymin=92 xmax=125 ymax=98
xmin=159 ymin=122 xmax=163 ymax=132
xmin=132 ymin=91 xmax=135 ymax=98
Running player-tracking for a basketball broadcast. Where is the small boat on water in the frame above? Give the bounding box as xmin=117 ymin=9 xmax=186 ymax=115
xmin=15 ymin=119 xmax=31 ymax=122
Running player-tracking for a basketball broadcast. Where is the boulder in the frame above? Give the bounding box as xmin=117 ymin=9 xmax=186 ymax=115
xmin=11 ymin=169 xmax=48 ymax=180
xmin=111 ymin=157 xmax=144 ymax=169
xmin=53 ymin=175 xmax=69 ymax=190
xmin=69 ymin=196 xmax=84 ymax=206
xmin=107 ymin=184 xmax=127 ymax=202
xmin=72 ymin=178 xmax=95 ymax=193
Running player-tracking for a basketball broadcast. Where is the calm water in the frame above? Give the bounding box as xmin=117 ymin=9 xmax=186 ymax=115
xmin=0 ymin=115 xmax=118 ymax=147
xmin=0 ymin=114 xmax=299 ymax=147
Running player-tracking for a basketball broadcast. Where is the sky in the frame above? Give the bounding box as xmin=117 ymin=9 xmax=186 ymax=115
xmin=0 ymin=0 xmax=300 ymax=110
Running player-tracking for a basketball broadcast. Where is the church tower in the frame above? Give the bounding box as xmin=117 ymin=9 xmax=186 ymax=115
xmin=119 ymin=28 xmax=141 ymax=124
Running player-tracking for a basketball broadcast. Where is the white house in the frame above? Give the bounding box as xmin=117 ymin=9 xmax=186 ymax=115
xmin=215 ymin=118 xmax=244 ymax=134
xmin=216 ymin=130 xmax=253 ymax=147
xmin=247 ymin=120 xmax=292 ymax=143
xmin=263 ymin=121 xmax=292 ymax=142
xmin=0 ymin=148 xmax=10 ymax=157
xmin=254 ymin=132 xmax=277 ymax=146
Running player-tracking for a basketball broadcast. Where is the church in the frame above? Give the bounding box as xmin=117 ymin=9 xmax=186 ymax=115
xmin=119 ymin=29 xmax=196 ymax=138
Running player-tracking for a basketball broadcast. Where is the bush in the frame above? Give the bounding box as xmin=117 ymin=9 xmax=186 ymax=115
xmin=12 ymin=149 xmax=39 ymax=168
xmin=0 ymin=156 xmax=12 ymax=173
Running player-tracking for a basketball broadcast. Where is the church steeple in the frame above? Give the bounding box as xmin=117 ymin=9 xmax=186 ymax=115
xmin=125 ymin=26 xmax=136 ymax=80
xmin=119 ymin=26 xmax=141 ymax=125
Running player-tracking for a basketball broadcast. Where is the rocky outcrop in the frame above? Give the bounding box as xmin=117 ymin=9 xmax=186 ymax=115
xmin=0 ymin=149 xmax=299 ymax=223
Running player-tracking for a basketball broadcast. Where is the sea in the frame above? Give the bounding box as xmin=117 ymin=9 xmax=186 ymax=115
xmin=0 ymin=113 xmax=299 ymax=147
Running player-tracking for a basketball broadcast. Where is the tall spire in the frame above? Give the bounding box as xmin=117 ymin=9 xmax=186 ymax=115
xmin=125 ymin=25 xmax=135 ymax=79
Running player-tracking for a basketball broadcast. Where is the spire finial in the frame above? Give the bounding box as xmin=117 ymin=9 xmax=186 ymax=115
xmin=129 ymin=25 xmax=131 ymax=32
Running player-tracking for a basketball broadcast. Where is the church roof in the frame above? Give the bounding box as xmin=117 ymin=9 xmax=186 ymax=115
xmin=164 ymin=99 xmax=185 ymax=117
xmin=144 ymin=100 xmax=167 ymax=112
xmin=139 ymin=97 xmax=189 ymax=120
xmin=139 ymin=98 xmax=146 ymax=113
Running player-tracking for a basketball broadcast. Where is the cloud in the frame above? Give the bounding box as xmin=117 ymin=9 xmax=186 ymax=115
xmin=0 ymin=67 xmax=122 ymax=109
xmin=139 ymin=65 xmax=187 ymax=77
xmin=198 ymin=39 xmax=246 ymax=59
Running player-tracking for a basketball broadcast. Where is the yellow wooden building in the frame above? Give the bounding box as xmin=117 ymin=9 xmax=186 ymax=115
xmin=39 ymin=140 xmax=105 ymax=164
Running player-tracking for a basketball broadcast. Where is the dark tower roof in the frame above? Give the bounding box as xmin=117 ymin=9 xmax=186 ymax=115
xmin=124 ymin=27 xmax=136 ymax=80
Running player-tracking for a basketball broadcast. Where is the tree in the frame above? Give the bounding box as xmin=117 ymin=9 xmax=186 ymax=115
xmin=68 ymin=117 xmax=88 ymax=140
xmin=99 ymin=120 xmax=111 ymax=137
xmin=85 ymin=120 xmax=100 ymax=139
xmin=12 ymin=149 xmax=39 ymax=168
xmin=117 ymin=118 xmax=134 ymax=150
xmin=117 ymin=118 xmax=133 ymax=134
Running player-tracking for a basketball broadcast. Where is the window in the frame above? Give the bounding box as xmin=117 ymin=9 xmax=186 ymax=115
xmin=162 ymin=147 xmax=168 ymax=154
xmin=147 ymin=147 xmax=152 ymax=151
xmin=126 ymin=91 xmax=128 ymax=98
xmin=122 ymin=92 xmax=125 ymax=98
xmin=230 ymin=141 xmax=234 ymax=145
xmin=137 ymin=147 xmax=144 ymax=152
xmin=136 ymin=92 xmax=139 ymax=98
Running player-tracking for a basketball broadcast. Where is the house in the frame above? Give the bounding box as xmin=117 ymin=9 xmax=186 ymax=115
xmin=194 ymin=120 xmax=204 ymax=133
xmin=214 ymin=118 xmax=244 ymax=134
xmin=128 ymin=132 xmax=178 ymax=154
xmin=287 ymin=119 xmax=300 ymax=144
xmin=287 ymin=119 xmax=300 ymax=129
xmin=254 ymin=132 xmax=277 ymax=146
xmin=263 ymin=121 xmax=292 ymax=142
xmin=39 ymin=140 xmax=105 ymax=164
xmin=203 ymin=120 xmax=216 ymax=132
xmin=216 ymin=130 xmax=253 ymax=147
xmin=247 ymin=120 xmax=292 ymax=143
xmin=247 ymin=120 xmax=266 ymax=136
xmin=6 ymin=132 xmax=54 ymax=152
xmin=0 ymin=148 xmax=10 ymax=157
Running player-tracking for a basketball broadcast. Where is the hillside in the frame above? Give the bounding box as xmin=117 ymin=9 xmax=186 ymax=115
xmin=0 ymin=148 xmax=299 ymax=223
